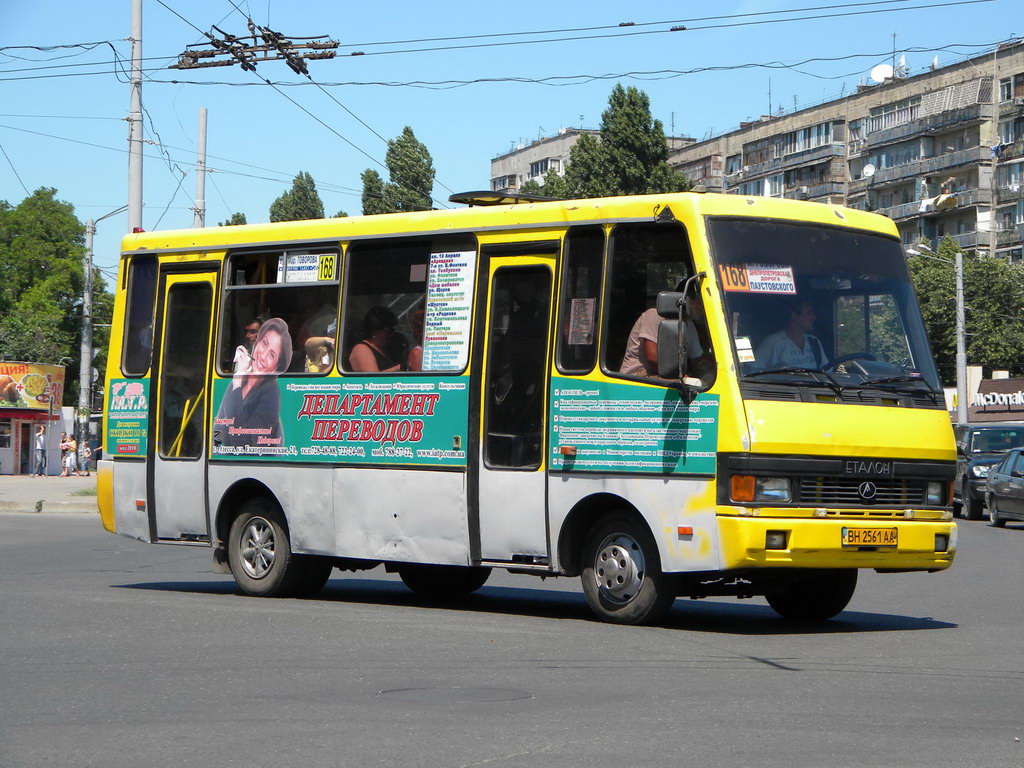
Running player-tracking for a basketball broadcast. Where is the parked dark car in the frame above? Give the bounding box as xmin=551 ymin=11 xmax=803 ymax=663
xmin=984 ymin=447 xmax=1024 ymax=527
xmin=954 ymin=422 xmax=1024 ymax=519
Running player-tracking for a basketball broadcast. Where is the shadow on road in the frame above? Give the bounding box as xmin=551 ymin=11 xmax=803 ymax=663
xmin=112 ymin=577 xmax=956 ymax=635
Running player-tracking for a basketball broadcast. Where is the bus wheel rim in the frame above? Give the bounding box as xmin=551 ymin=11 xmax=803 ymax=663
xmin=240 ymin=516 xmax=276 ymax=579
xmin=594 ymin=533 xmax=645 ymax=604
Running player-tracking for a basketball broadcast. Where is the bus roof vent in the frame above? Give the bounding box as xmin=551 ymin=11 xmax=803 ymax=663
xmin=448 ymin=191 xmax=557 ymax=207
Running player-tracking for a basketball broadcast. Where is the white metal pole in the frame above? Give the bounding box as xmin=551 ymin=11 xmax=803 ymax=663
xmin=193 ymin=107 xmax=207 ymax=227
xmin=127 ymin=0 xmax=143 ymax=232
xmin=955 ymin=250 xmax=968 ymax=423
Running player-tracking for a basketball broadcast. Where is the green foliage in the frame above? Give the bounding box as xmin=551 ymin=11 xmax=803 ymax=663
xmin=269 ymin=171 xmax=325 ymax=222
xmin=907 ymin=236 xmax=1024 ymax=383
xmin=334 ymin=210 xmax=349 ymax=218
xmin=361 ymin=169 xmax=390 ymax=215
xmin=218 ymin=212 xmax=247 ymax=226
xmin=0 ymin=188 xmax=113 ymax=406
xmin=524 ymin=85 xmax=690 ymax=200
xmin=360 ymin=127 xmax=435 ymax=214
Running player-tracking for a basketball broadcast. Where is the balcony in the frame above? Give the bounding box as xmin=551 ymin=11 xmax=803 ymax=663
xmin=866 ymin=104 xmax=985 ymax=148
xmin=997 ymin=227 xmax=1023 ymax=246
xmin=874 ymin=188 xmax=992 ymax=221
xmin=998 ymin=98 xmax=1024 ymax=119
xmin=783 ymin=181 xmax=846 ymax=201
xmin=997 ymin=185 xmax=1024 ymax=204
xmin=1000 ymin=141 xmax=1024 ymax=162
xmin=848 ymin=146 xmax=991 ymax=192
xmin=738 ymin=143 xmax=844 ymax=181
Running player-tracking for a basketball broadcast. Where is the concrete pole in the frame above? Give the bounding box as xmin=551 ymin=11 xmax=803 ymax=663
xmin=193 ymin=107 xmax=207 ymax=227
xmin=127 ymin=0 xmax=143 ymax=232
xmin=955 ymin=250 xmax=968 ymax=424
xmin=77 ymin=221 xmax=96 ymax=472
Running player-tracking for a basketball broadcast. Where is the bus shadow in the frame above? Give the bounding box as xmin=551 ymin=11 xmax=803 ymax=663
xmin=115 ymin=578 xmax=956 ymax=635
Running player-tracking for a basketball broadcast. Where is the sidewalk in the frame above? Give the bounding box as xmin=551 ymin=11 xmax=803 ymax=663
xmin=0 ymin=474 xmax=98 ymax=514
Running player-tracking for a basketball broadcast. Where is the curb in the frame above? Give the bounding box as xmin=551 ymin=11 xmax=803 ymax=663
xmin=0 ymin=500 xmax=98 ymax=515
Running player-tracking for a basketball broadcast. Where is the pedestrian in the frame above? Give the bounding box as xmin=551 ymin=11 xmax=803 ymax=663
xmin=63 ymin=434 xmax=78 ymax=477
xmin=58 ymin=432 xmax=69 ymax=477
xmin=33 ymin=424 xmax=47 ymax=476
xmin=80 ymin=443 xmax=92 ymax=478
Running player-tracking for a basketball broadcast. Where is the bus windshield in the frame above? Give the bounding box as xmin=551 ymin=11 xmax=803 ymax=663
xmin=708 ymin=218 xmax=941 ymax=396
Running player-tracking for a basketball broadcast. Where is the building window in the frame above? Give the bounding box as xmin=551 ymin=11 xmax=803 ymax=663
xmin=1001 ymin=77 xmax=1013 ymax=102
xmin=529 ymin=159 xmax=550 ymax=178
xmin=491 ymin=175 xmax=516 ymax=192
xmin=0 ymin=420 xmax=11 ymax=449
xmin=725 ymin=154 xmax=742 ymax=174
xmin=869 ymin=96 xmax=921 ymax=133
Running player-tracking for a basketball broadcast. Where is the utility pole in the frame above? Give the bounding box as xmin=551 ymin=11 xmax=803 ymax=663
xmin=80 ymin=205 xmax=127 ymax=471
xmin=193 ymin=107 xmax=207 ymax=227
xmin=127 ymin=0 xmax=143 ymax=232
xmin=955 ymin=249 xmax=968 ymax=423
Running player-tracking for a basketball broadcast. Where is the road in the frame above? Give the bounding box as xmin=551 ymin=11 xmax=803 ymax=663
xmin=1 ymin=513 xmax=1022 ymax=768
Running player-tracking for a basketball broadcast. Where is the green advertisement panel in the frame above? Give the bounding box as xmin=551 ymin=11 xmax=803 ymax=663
xmin=106 ymin=378 xmax=151 ymax=457
xmin=211 ymin=375 xmax=469 ymax=467
xmin=550 ymin=377 xmax=719 ymax=474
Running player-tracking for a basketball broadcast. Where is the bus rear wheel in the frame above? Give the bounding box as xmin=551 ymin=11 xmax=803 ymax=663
xmin=398 ymin=564 xmax=491 ymax=598
xmin=228 ymin=499 xmax=305 ymax=597
xmin=765 ymin=569 xmax=857 ymax=621
xmin=581 ymin=514 xmax=676 ymax=625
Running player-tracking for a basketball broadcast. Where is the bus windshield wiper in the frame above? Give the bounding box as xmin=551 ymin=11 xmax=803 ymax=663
xmin=744 ymin=367 xmax=845 ymax=395
xmin=859 ymin=374 xmax=940 ymax=396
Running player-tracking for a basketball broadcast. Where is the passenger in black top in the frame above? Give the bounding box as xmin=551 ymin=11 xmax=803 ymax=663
xmin=349 ymin=306 xmax=401 ymax=372
xmin=215 ymin=317 xmax=292 ymax=447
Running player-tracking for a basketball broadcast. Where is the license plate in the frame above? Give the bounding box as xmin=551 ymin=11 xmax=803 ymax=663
xmin=842 ymin=527 xmax=897 ymax=547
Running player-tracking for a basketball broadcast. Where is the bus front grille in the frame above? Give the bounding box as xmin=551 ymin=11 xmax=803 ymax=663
xmin=799 ymin=477 xmax=927 ymax=507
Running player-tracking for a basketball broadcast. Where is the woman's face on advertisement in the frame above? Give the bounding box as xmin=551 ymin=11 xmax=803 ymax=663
xmin=252 ymin=329 xmax=282 ymax=374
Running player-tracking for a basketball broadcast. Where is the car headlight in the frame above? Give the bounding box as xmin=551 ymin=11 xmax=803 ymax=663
xmin=970 ymin=465 xmax=990 ymax=478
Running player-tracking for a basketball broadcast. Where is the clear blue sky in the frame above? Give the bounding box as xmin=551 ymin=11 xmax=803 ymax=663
xmin=1 ymin=0 xmax=1016 ymax=282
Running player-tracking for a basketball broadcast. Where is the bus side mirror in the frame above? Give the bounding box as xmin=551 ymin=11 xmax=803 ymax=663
xmin=655 ymin=291 xmax=691 ymax=381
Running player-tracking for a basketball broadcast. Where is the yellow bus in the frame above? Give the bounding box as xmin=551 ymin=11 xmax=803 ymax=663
xmin=98 ymin=191 xmax=956 ymax=624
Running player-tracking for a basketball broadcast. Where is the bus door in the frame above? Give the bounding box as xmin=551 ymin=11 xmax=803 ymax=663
xmin=148 ymin=268 xmax=218 ymax=541
xmin=476 ymin=255 xmax=555 ymax=563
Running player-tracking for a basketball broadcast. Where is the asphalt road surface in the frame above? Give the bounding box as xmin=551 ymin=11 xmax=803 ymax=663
xmin=2 ymin=513 xmax=1022 ymax=768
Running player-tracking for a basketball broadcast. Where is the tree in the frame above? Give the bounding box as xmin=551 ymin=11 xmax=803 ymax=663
xmin=361 ymin=169 xmax=390 ymax=215
xmin=269 ymin=171 xmax=325 ymax=222
xmin=0 ymin=187 xmax=114 ymax=405
xmin=218 ymin=212 xmax=247 ymax=226
xmin=520 ymin=85 xmax=690 ymax=199
xmin=360 ymin=127 xmax=435 ymax=214
xmin=907 ymin=236 xmax=1024 ymax=383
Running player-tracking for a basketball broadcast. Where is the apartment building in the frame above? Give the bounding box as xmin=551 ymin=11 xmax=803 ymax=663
xmin=667 ymin=39 xmax=1024 ymax=260
xmin=490 ymin=129 xmax=694 ymax=194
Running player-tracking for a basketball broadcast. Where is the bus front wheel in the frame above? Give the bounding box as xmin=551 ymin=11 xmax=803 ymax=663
xmin=581 ymin=514 xmax=676 ymax=625
xmin=228 ymin=499 xmax=305 ymax=597
xmin=765 ymin=569 xmax=857 ymax=621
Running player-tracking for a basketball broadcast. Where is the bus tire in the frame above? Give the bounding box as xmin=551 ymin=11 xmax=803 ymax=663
xmin=293 ymin=556 xmax=335 ymax=597
xmin=765 ymin=569 xmax=857 ymax=621
xmin=398 ymin=564 xmax=491 ymax=597
xmin=227 ymin=499 xmax=303 ymax=597
xmin=581 ymin=513 xmax=676 ymax=625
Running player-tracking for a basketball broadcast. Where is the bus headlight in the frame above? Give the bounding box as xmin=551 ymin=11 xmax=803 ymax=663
xmin=731 ymin=475 xmax=792 ymax=503
xmin=755 ymin=477 xmax=792 ymax=503
xmin=926 ymin=482 xmax=944 ymax=505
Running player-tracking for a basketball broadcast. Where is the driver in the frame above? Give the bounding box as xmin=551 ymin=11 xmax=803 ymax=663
xmin=754 ymin=299 xmax=825 ymax=370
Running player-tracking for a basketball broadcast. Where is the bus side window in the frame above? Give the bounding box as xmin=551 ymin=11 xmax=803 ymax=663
xmin=602 ymin=222 xmax=715 ymax=387
xmin=556 ymin=226 xmax=603 ymax=374
xmin=342 ymin=236 xmax=476 ymax=374
xmin=121 ymin=255 xmax=159 ymax=376
xmin=217 ymin=248 xmax=341 ymax=376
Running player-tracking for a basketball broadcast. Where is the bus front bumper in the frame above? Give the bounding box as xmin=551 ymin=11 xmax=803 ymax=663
xmin=716 ymin=513 xmax=956 ymax=572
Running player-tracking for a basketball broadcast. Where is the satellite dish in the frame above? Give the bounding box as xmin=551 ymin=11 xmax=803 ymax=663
xmin=863 ymin=163 xmax=876 ymax=178
xmin=869 ymin=64 xmax=894 ymax=84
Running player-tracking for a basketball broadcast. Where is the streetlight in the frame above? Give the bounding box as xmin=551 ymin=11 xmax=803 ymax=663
xmin=79 ymin=205 xmax=127 ymax=472
xmin=906 ymin=242 xmax=967 ymax=423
